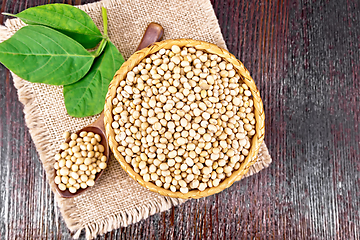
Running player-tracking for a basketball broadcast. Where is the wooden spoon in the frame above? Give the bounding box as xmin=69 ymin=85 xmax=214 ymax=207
xmin=54 ymin=22 xmax=164 ymax=198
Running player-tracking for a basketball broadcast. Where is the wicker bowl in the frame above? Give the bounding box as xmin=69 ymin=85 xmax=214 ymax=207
xmin=104 ymin=39 xmax=265 ymax=199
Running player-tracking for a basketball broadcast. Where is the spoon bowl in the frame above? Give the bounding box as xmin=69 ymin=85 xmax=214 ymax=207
xmin=54 ymin=22 xmax=164 ymax=198
xmin=54 ymin=115 xmax=110 ymax=198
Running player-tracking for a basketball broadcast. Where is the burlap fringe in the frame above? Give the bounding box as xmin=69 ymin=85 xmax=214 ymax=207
xmin=73 ymin=197 xmax=186 ymax=239
xmin=244 ymin=142 xmax=272 ymax=177
xmin=0 ymin=25 xmax=10 ymax=41
xmin=197 ymin=0 xmax=227 ymax=49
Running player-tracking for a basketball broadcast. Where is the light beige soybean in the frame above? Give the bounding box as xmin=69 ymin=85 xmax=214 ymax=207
xmin=198 ymin=183 xmax=207 ymax=191
xmin=54 ymin=176 xmax=61 ymax=184
xmin=58 ymin=159 xmax=65 ymax=168
xmin=99 ymin=162 xmax=107 ymax=169
xmin=86 ymin=179 xmax=95 ymax=187
xmin=63 ymin=131 xmax=71 ymax=140
xmin=58 ymin=183 xmax=66 ymax=191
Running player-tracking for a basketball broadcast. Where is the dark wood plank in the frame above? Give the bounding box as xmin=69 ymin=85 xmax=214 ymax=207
xmin=0 ymin=0 xmax=360 ymax=239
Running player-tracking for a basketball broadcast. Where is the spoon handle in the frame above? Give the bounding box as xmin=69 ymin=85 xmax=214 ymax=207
xmin=91 ymin=111 xmax=105 ymax=131
xmin=136 ymin=22 xmax=164 ymax=51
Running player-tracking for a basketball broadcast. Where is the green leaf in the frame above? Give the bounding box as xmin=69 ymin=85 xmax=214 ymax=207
xmin=7 ymin=4 xmax=103 ymax=49
xmin=63 ymin=41 xmax=125 ymax=117
xmin=0 ymin=25 xmax=95 ymax=85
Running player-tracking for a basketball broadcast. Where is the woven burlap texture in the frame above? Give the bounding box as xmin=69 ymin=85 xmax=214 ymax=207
xmin=0 ymin=0 xmax=272 ymax=238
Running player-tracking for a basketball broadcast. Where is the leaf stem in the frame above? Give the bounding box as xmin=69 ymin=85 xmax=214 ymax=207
xmin=101 ymin=7 xmax=108 ymax=38
xmin=91 ymin=7 xmax=109 ymax=58
xmin=92 ymin=39 xmax=107 ymax=58
xmin=2 ymin=13 xmax=17 ymax=17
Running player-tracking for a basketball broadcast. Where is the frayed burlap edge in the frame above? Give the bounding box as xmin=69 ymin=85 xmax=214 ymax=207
xmin=0 ymin=0 xmax=272 ymax=238
xmin=73 ymin=197 xmax=186 ymax=239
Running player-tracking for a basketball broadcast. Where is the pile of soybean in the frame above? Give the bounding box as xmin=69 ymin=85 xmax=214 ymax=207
xmin=54 ymin=131 xmax=107 ymax=193
xmin=111 ymin=45 xmax=256 ymax=193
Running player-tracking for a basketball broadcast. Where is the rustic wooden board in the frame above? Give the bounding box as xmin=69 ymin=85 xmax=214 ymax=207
xmin=0 ymin=0 xmax=359 ymax=239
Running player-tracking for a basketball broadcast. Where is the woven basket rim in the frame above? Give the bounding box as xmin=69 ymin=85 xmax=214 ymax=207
xmin=104 ymin=39 xmax=265 ymax=199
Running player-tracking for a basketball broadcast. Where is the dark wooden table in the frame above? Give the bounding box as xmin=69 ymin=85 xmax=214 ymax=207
xmin=1 ymin=0 xmax=360 ymax=239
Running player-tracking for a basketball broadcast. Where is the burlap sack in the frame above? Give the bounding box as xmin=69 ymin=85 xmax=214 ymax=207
xmin=0 ymin=0 xmax=272 ymax=238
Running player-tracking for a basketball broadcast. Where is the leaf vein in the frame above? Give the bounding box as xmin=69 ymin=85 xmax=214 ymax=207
xmin=21 ymin=8 xmax=101 ymax=36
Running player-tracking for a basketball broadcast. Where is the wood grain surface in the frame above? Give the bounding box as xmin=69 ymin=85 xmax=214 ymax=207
xmin=1 ymin=0 xmax=359 ymax=239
